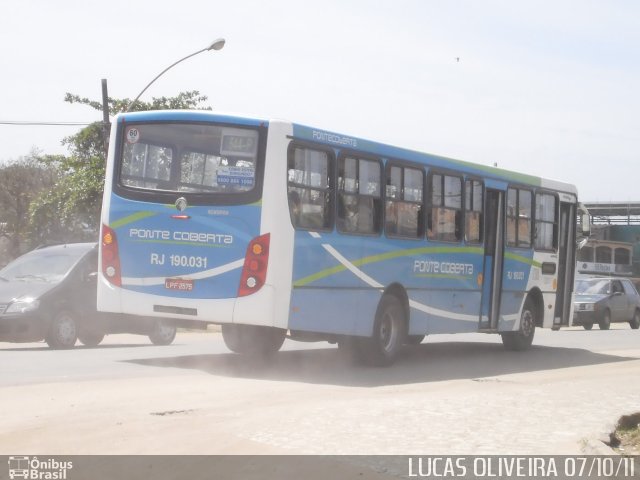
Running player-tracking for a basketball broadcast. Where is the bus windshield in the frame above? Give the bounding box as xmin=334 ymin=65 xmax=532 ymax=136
xmin=119 ymin=123 xmax=259 ymax=194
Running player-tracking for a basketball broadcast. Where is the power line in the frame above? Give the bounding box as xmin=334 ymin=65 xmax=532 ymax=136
xmin=0 ymin=120 xmax=95 ymax=126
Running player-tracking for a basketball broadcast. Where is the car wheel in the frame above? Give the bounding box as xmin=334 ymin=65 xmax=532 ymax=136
xmin=501 ymin=298 xmax=536 ymax=351
xmin=148 ymin=321 xmax=177 ymax=345
xmin=582 ymin=323 xmax=593 ymax=331
xmin=46 ymin=310 xmax=78 ymax=349
xmin=629 ymin=310 xmax=640 ymax=330
xmin=78 ymin=331 xmax=105 ymax=347
xmin=599 ymin=310 xmax=611 ymax=330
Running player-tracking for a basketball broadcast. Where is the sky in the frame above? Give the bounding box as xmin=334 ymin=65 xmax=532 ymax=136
xmin=1 ymin=0 xmax=639 ymax=202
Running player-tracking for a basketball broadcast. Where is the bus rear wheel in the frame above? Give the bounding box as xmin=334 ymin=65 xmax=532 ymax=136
xmin=149 ymin=321 xmax=177 ymax=345
xmin=405 ymin=335 xmax=426 ymax=345
xmin=501 ymin=298 xmax=536 ymax=351
xmin=222 ymin=324 xmax=286 ymax=356
xmin=357 ymin=295 xmax=406 ymax=366
xmin=78 ymin=331 xmax=105 ymax=347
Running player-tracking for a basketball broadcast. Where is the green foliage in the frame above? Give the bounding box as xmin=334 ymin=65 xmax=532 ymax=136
xmin=0 ymin=155 xmax=60 ymax=260
xmin=64 ymin=90 xmax=211 ymax=115
xmin=29 ymin=90 xmax=211 ymax=244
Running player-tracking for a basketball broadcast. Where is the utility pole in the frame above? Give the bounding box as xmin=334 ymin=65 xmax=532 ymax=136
xmin=101 ymin=79 xmax=110 ymax=157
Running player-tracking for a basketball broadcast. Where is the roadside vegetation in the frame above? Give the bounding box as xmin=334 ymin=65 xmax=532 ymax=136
xmin=0 ymin=91 xmax=210 ymax=266
xmin=611 ymin=412 xmax=640 ymax=455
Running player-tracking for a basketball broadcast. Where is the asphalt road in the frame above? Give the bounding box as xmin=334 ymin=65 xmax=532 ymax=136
xmin=1 ymin=324 xmax=639 ymax=457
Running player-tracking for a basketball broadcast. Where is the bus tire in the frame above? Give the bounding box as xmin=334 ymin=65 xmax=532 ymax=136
xmin=337 ymin=336 xmax=362 ymax=362
xmin=358 ymin=295 xmax=406 ymax=366
xmin=501 ymin=298 xmax=536 ymax=351
xmin=149 ymin=321 xmax=177 ymax=345
xmin=222 ymin=324 xmax=286 ymax=356
xmin=598 ymin=310 xmax=611 ymax=330
xmin=405 ymin=335 xmax=426 ymax=345
xmin=630 ymin=310 xmax=640 ymax=330
xmin=582 ymin=323 xmax=593 ymax=331
xmin=78 ymin=331 xmax=105 ymax=347
xmin=46 ymin=310 xmax=78 ymax=349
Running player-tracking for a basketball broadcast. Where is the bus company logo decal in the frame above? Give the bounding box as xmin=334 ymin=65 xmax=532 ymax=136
xmin=413 ymin=258 xmax=474 ymax=276
xmin=8 ymin=456 xmax=73 ymax=480
xmin=128 ymin=228 xmax=233 ymax=245
xmin=312 ymin=130 xmax=358 ymax=148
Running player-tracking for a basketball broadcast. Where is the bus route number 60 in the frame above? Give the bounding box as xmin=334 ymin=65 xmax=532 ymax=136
xmin=126 ymin=127 xmax=140 ymax=144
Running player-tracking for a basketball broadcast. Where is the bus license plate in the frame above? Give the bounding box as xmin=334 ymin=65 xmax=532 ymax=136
xmin=165 ymin=279 xmax=194 ymax=291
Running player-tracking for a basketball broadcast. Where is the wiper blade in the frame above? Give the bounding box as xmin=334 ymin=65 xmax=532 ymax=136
xmin=14 ymin=274 xmax=49 ymax=281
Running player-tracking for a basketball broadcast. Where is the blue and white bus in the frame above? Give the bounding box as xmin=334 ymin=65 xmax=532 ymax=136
xmin=98 ymin=110 xmax=589 ymax=365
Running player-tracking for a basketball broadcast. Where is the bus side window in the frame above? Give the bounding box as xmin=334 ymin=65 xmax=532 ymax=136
xmin=534 ymin=192 xmax=557 ymax=251
xmin=428 ymin=173 xmax=462 ymax=242
xmin=385 ymin=165 xmax=423 ymax=239
xmin=507 ymin=188 xmax=532 ymax=248
xmin=464 ymin=179 xmax=483 ymax=243
xmin=337 ymin=156 xmax=382 ymax=235
xmin=287 ymin=146 xmax=333 ymax=230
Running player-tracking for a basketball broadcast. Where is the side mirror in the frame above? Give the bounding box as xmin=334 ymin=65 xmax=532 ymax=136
xmin=578 ymin=203 xmax=591 ymax=237
xmin=581 ymin=213 xmax=591 ymax=236
xmin=613 ymin=291 xmax=623 ymax=296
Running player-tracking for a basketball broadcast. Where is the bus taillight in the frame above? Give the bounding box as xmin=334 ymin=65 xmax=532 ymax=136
xmin=238 ymin=233 xmax=270 ymax=297
xmin=101 ymin=224 xmax=122 ymax=287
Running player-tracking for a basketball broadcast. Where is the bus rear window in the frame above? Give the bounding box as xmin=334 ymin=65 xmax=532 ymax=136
xmin=119 ymin=123 xmax=259 ymax=195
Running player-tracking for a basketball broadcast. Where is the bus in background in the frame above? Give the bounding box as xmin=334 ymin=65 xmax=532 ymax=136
xmin=98 ymin=110 xmax=589 ymax=366
xmin=576 ymin=239 xmax=633 ymax=277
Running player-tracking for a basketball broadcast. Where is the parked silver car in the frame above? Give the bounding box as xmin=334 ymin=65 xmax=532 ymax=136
xmin=573 ymin=277 xmax=640 ymax=330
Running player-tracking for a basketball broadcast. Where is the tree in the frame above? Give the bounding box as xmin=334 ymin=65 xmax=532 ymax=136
xmin=0 ymin=154 xmax=59 ymax=260
xmin=29 ymin=91 xmax=211 ymax=243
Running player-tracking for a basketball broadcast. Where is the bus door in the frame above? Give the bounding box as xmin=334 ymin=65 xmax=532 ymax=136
xmin=553 ymin=200 xmax=577 ymax=327
xmin=480 ymin=188 xmax=505 ymax=330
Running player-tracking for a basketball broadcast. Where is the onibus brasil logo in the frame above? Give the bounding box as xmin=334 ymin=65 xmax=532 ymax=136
xmin=8 ymin=456 xmax=73 ymax=479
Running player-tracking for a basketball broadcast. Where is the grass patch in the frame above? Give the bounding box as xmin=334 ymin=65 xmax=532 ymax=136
xmin=612 ymin=412 xmax=640 ymax=455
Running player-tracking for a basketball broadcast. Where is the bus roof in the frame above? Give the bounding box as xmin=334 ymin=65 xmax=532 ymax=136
xmin=115 ymin=110 xmax=578 ymax=197
xmin=290 ymin=122 xmax=578 ymax=197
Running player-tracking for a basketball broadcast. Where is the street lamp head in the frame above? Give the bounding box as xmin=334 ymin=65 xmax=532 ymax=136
xmin=125 ymin=37 xmax=226 ymax=113
xmin=208 ymin=38 xmax=226 ymax=51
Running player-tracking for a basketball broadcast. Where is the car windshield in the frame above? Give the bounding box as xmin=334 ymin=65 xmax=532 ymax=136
xmin=0 ymin=250 xmax=85 ymax=283
xmin=575 ymin=279 xmax=610 ymax=295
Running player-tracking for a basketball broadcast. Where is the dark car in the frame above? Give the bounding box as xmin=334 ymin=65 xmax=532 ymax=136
xmin=572 ymin=277 xmax=640 ymax=330
xmin=0 ymin=243 xmax=177 ymax=349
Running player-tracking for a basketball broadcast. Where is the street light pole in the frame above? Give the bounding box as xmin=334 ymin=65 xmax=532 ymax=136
xmin=125 ymin=38 xmax=226 ymax=112
xmin=101 ymin=79 xmax=110 ymax=156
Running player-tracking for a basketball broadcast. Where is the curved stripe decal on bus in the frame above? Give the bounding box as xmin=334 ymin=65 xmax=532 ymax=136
xmin=313 ymin=237 xmax=478 ymax=322
xmin=294 ymin=242 xmax=484 ymax=287
xmin=295 ymin=235 xmax=539 ymax=287
xmin=296 ymin=232 xmax=534 ymax=324
xmin=110 ymin=211 xmax=158 ymax=229
xmin=121 ymin=258 xmax=245 ymax=286
xmin=504 ymin=251 xmax=541 ymax=268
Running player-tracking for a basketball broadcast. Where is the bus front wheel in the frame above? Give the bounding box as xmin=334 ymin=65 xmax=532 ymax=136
xmin=222 ymin=324 xmax=286 ymax=356
xmin=501 ymin=298 xmax=536 ymax=351
xmin=357 ymin=295 xmax=406 ymax=366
